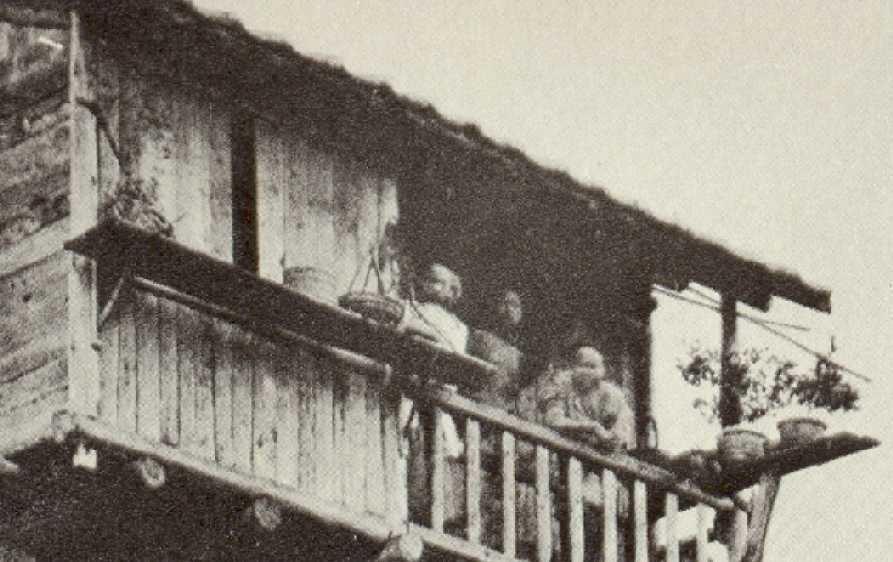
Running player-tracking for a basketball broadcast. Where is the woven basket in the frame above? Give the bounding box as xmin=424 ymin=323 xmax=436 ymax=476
xmin=777 ymin=417 xmax=826 ymax=446
xmin=338 ymin=292 xmax=406 ymax=326
xmin=718 ymin=428 xmax=768 ymax=465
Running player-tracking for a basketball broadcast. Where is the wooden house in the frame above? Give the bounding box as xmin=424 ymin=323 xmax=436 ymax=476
xmin=0 ymin=1 xmax=878 ymax=561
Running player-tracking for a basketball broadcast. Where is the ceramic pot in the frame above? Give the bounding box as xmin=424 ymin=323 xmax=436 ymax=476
xmin=283 ymin=266 xmax=337 ymax=305
xmin=777 ymin=417 xmax=826 ymax=446
xmin=717 ymin=428 xmax=768 ymax=465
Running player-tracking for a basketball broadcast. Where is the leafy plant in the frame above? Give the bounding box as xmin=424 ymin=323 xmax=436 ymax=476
xmin=678 ymin=344 xmax=859 ymax=425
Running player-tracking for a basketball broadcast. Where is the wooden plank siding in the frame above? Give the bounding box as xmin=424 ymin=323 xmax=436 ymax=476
xmin=94 ymin=287 xmax=400 ymax=521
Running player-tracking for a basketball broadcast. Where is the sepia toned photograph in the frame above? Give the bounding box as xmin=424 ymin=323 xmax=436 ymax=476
xmin=1 ymin=1 xmax=889 ymax=560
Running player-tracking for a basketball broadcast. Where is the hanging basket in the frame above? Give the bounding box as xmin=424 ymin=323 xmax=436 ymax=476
xmin=339 ymin=292 xmax=406 ymax=327
xmin=717 ymin=428 xmax=768 ymax=465
xmin=777 ymin=417 xmax=826 ymax=447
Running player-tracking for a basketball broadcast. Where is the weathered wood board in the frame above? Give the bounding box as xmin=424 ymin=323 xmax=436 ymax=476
xmin=93 ymin=287 xmax=401 ymax=521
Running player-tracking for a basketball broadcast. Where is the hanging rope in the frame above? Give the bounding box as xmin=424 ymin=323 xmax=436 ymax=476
xmin=651 ymin=284 xmax=873 ymax=383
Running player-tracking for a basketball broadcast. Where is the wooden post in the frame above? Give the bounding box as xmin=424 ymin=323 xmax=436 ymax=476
xmin=67 ymin=8 xmax=100 ymax=416
xmin=719 ymin=296 xmax=740 ymax=428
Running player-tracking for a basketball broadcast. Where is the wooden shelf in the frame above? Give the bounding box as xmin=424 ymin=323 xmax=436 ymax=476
xmin=65 ymin=220 xmax=499 ymax=391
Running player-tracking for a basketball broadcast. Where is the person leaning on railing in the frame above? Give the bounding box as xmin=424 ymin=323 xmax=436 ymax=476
xmin=512 ymin=346 xmax=635 ymax=559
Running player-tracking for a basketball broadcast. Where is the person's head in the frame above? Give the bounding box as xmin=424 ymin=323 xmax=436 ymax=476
xmin=571 ymin=346 xmax=606 ymax=392
xmin=418 ymin=263 xmax=462 ymax=308
xmin=496 ymin=289 xmax=523 ymax=328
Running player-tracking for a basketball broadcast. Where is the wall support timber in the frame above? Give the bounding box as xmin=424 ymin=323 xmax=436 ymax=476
xmin=67 ymin=9 xmax=101 ymax=417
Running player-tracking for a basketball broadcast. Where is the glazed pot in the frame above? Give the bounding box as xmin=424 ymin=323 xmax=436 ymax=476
xmin=777 ymin=417 xmax=826 ymax=446
xmin=717 ymin=428 xmax=768 ymax=465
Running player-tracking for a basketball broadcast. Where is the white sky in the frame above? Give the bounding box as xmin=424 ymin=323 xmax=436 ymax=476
xmin=193 ymin=2 xmax=892 ymax=559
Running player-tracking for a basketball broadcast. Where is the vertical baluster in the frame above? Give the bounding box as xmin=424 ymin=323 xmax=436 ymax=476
xmin=603 ymin=469 xmax=618 ymax=562
xmin=566 ymin=457 xmax=584 ymax=562
xmin=665 ymin=493 xmax=679 ymax=562
xmin=633 ymin=480 xmax=649 ymax=562
xmin=465 ymin=418 xmax=482 ymax=543
xmin=695 ymin=504 xmax=710 ymax=562
xmin=431 ymin=406 xmax=446 ymax=533
xmin=535 ymin=445 xmax=552 ymax=562
xmin=729 ymin=508 xmax=748 ymax=562
xmin=502 ymin=432 xmax=516 ymax=558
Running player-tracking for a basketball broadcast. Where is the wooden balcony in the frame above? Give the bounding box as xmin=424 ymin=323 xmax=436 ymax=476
xmin=0 ymin=221 xmax=874 ymax=561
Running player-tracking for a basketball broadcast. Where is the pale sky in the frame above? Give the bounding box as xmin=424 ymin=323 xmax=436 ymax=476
xmin=193 ymin=2 xmax=892 ymax=559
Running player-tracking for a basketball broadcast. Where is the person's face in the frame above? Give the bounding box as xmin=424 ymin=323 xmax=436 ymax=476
xmin=572 ymin=349 xmax=605 ymax=391
xmin=421 ymin=265 xmax=455 ymax=306
xmin=497 ymin=291 xmax=522 ymax=327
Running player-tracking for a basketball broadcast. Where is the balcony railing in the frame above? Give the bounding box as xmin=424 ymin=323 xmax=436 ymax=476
xmin=63 ymin=221 xmax=879 ymax=562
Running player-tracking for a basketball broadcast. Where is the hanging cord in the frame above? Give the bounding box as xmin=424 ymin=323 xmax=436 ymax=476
xmin=652 ymin=284 xmax=873 ymax=383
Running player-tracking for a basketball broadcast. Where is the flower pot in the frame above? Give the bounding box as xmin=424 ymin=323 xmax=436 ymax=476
xmin=777 ymin=417 xmax=826 ymax=446
xmin=717 ymin=428 xmax=768 ymax=465
xmin=338 ymin=292 xmax=406 ymax=326
xmin=283 ymin=266 xmax=337 ymax=305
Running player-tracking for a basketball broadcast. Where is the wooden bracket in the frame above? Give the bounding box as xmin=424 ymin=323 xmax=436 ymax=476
xmin=742 ymin=472 xmax=781 ymax=562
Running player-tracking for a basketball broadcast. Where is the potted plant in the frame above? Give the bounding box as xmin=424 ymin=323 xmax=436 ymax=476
xmin=678 ymin=345 xmax=860 ymax=461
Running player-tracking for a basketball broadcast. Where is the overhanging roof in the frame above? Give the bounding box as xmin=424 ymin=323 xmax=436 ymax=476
xmin=11 ymin=0 xmax=831 ymax=312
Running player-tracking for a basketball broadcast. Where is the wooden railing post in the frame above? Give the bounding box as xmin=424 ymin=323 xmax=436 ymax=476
xmin=695 ymin=504 xmax=710 ymax=562
xmin=430 ymin=407 xmax=446 ymax=533
xmin=535 ymin=445 xmax=552 ymax=562
xmin=664 ymin=493 xmax=679 ymax=562
xmin=501 ymin=432 xmax=516 ymax=557
xmin=465 ymin=418 xmax=482 ymax=543
xmin=633 ymin=480 xmax=649 ymax=562
xmin=603 ymin=469 xmax=619 ymax=562
xmin=565 ymin=457 xmax=584 ymax=562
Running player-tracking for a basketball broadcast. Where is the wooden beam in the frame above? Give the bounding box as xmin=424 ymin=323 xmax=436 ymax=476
xmin=743 ymin=472 xmax=781 ymax=562
xmin=59 ymin=412 xmax=397 ymax=543
xmin=67 ymin=8 xmax=100 ymax=417
xmin=372 ymin=534 xmax=423 ymax=562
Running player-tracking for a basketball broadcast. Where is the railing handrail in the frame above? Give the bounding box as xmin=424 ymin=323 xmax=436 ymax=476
xmin=408 ymin=384 xmax=736 ymax=512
